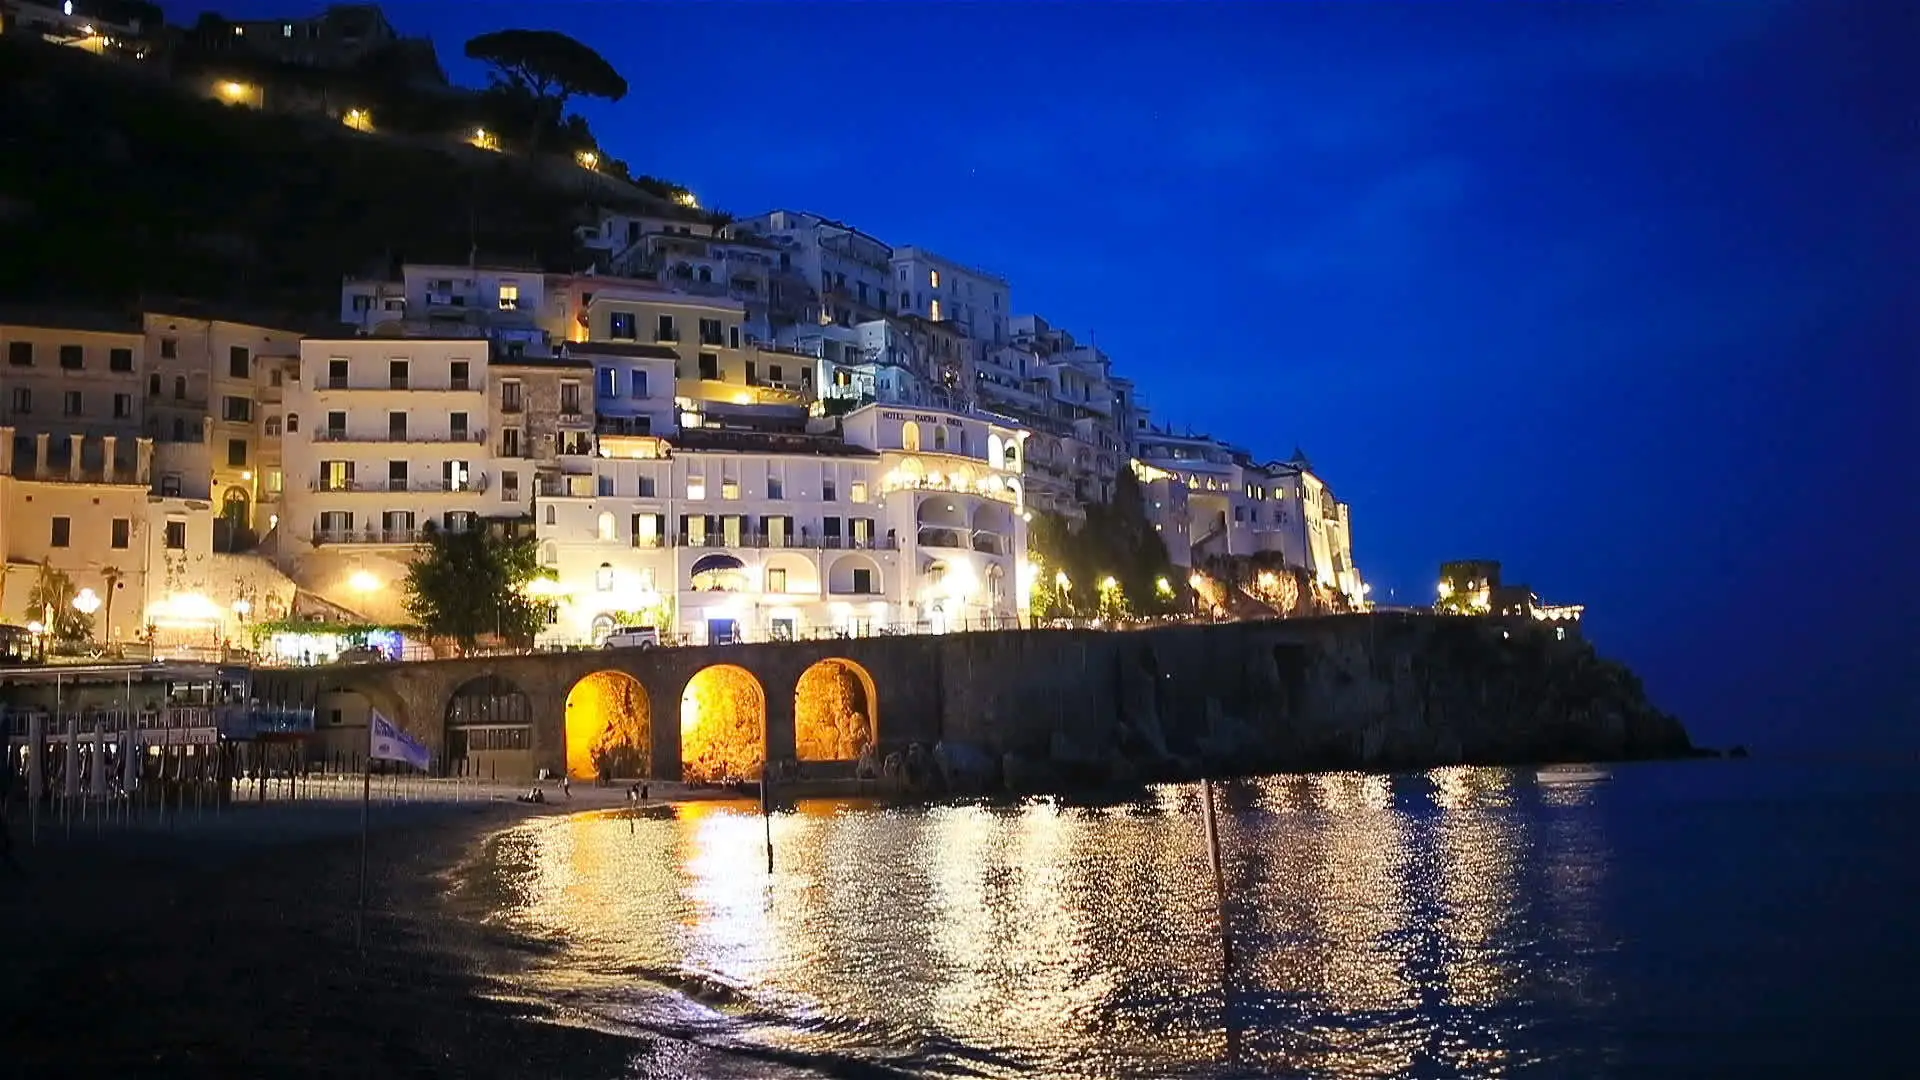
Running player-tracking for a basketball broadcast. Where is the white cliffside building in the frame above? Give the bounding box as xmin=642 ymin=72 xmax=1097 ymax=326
xmin=280 ymin=336 xmax=511 ymax=622
xmin=534 ymin=403 xmax=1027 ymax=646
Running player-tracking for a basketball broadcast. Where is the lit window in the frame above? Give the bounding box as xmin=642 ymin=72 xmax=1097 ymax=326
xmin=687 ymin=477 xmax=706 ymax=500
xmin=767 ymin=567 xmax=788 ymax=593
xmin=721 ymin=479 xmax=739 ymax=500
xmin=930 ymin=299 xmax=942 ymax=321
xmin=498 ymin=282 xmax=520 ymax=310
xmin=596 ymin=563 xmax=614 ymax=591
xmin=597 ymin=512 xmax=616 ymax=541
xmin=929 ymin=269 xmax=940 ymax=289
xmin=850 ymin=481 xmax=868 ymax=504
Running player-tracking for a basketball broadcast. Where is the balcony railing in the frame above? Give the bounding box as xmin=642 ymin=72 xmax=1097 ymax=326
xmin=309 ymin=475 xmax=490 ymax=494
xmin=311 ymin=527 xmax=428 ymax=545
xmin=557 ymin=410 xmax=591 ymax=428
xmin=673 ymin=533 xmax=898 ymax=551
xmin=314 ymin=429 xmax=486 ymax=444
xmin=917 ymin=526 xmax=969 ymax=551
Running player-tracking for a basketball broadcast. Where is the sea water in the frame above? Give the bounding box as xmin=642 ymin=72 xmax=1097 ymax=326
xmin=473 ymin=761 xmax=1919 ymax=1078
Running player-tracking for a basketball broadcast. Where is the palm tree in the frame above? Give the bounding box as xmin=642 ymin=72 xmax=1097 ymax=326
xmin=101 ymin=566 xmax=124 ymax=644
xmin=24 ymin=560 xmax=89 ymax=646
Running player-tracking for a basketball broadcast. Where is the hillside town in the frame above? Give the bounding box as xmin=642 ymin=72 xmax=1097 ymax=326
xmin=0 ymin=2 xmax=1369 ymax=664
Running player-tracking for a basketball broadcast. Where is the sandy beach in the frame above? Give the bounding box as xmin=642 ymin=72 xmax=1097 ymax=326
xmin=0 ymin=794 xmax=642 ymax=1080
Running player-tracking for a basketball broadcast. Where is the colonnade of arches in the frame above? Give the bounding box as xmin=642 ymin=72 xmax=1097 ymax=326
xmin=444 ymin=658 xmax=879 ymax=784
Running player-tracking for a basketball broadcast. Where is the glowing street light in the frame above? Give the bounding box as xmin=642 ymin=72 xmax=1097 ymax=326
xmin=576 ymin=149 xmax=599 ymax=169
xmin=232 ymin=598 xmax=252 ymax=617
xmin=72 ymin=588 xmax=102 ymax=615
xmin=1155 ymin=576 xmax=1173 ymax=597
xmin=27 ymin=620 xmax=44 ymax=635
xmin=1054 ymin=570 xmax=1071 ymax=592
xmin=348 ymin=570 xmax=380 ymax=594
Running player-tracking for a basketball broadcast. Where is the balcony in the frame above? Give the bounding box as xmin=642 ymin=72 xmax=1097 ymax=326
xmin=309 ymin=475 xmax=490 ymax=494
xmin=311 ymin=526 xmax=428 ymax=545
xmin=594 ymin=417 xmax=657 ymax=437
xmin=917 ymin=526 xmax=970 ymax=551
xmin=674 ymin=532 xmax=898 ymax=551
xmin=654 ymin=328 xmax=681 ymax=344
xmin=556 ymin=410 xmax=591 ymax=429
xmin=313 ymin=429 xmax=486 ymax=444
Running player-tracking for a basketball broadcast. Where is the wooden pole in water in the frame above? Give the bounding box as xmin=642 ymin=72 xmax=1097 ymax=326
xmin=1201 ymin=778 xmax=1233 ymax=972
xmin=761 ymin=775 xmax=774 ymax=874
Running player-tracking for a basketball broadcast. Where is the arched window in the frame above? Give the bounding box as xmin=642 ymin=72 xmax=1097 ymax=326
xmin=286 ymin=413 xmax=299 ymax=433
xmin=1003 ymin=440 xmax=1019 ymax=471
xmin=596 ymin=562 xmax=614 ymax=591
xmin=596 ymin=511 xmax=616 ymax=541
xmin=957 ymin=428 xmax=970 ymax=456
xmin=987 ymin=434 xmax=1004 ymax=468
xmin=545 ymin=504 xmax=556 ymax=525
xmin=540 ymin=541 xmax=558 ymax=566
xmin=697 ymin=267 xmax=712 ymax=283
xmin=265 ymin=416 xmax=281 ymax=436
xmin=901 ymin=421 xmax=921 ymax=452
xmin=934 ymin=425 xmax=948 ymax=451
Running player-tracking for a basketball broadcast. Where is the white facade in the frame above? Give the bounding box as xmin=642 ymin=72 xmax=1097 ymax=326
xmin=535 ymin=431 xmax=902 ymax=646
xmin=892 ymin=246 xmax=1010 ymax=345
xmin=281 ymin=338 xmax=513 ymax=621
xmin=534 ymin=403 xmax=1028 ymax=646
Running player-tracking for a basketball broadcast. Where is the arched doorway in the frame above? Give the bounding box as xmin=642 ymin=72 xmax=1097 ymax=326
xmin=444 ymin=675 xmax=532 ymax=780
xmin=794 ymin=659 xmax=877 ymax=761
xmin=222 ymin=486 xmax=250 ymax=529
xmin=564 ymin=671 xmax=651 ymax=781
xmin=679 ymin=664 xmax=765 ymax=783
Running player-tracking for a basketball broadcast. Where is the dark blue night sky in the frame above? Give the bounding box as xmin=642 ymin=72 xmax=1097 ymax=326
xmin=188 ymin=1 xmax=1916 ymax=752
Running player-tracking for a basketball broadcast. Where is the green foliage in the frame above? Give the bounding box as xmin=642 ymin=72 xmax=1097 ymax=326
xmin=245 ymin=616 xmax=411 ymax=647
xmin=24 ymin=561 xmax=93 ymax=646
xmin=1028 ymin=471 xmax=1182 ymax=619
xmin=0 ymin=38 xmax=685 ymax=311
xmin=465 ymin=30 xmax=629 ymax=104
xmin=464 ymin=29 xmax=626 ymax=150
xmin=402 ymin=523 xmax=551 ymax=647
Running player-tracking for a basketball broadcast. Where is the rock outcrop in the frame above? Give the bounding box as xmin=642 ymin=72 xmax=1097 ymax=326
xmin=997 ymin=615 xmax=1689 ymax=793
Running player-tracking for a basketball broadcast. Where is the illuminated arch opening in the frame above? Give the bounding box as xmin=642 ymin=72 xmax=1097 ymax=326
xmin=794 ymin=658 xmax=877 ymax=762
xmin=679 ymin=664 xmax=766 ymax=783
xmin=565 ymin=670 xmax=651 ymax=781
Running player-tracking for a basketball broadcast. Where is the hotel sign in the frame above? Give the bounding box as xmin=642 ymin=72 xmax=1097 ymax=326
xmin=881 ymin=410 xmax=963 ymax=427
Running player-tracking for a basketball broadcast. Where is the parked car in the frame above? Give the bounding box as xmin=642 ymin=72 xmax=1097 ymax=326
xmin=602 ymin=626 xmax=661 ymax=649
xmin=337 ymin=645 xmax=383 ymax=664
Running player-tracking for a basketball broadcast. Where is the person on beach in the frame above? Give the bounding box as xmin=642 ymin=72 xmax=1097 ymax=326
xmin=641 ymin=782 xmax=649 ymax=801
xmin=560 ymin=774 xmax=571 ymax=799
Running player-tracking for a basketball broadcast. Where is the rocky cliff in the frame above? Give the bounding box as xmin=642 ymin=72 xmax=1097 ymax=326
xmin=933 ymin=614 xmax=1690 ymax=795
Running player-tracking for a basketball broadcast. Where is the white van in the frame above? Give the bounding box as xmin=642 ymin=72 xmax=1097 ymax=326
xmin=602 ymin=625 xmax=661 ymax=649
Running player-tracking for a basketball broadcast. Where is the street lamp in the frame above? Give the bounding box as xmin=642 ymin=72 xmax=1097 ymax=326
xmin=72 ymin=588 xmax=101 ymax=615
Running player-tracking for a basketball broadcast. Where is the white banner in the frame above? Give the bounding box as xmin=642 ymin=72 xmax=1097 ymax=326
xmin=369 ymin=711 xmax=431 ymax=771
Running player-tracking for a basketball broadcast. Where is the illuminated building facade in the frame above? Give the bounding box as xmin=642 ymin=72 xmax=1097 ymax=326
xmin=280 ymin=336 xmax=511 ymax=622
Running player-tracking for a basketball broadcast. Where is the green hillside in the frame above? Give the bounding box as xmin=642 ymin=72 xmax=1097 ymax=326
xmin=0 ymin=37 xmax=675 ymax=314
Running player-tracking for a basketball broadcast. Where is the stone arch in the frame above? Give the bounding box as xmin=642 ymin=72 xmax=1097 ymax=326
xmin=565 ymin=670 xmax=651 ymax=781
xmin=902 ymin=420 xmax=921 ymax=452
xmin=794 ymin=658 xmax=877 ymax=762
xmin=444 ymin=674 xmax=533 ymax=778
xmin=679 ymin=664 xmax=766 ymax=783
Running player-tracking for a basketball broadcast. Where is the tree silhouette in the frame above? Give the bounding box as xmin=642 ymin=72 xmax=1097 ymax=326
xmin=464 ymin=30 xmax=626 ymax=151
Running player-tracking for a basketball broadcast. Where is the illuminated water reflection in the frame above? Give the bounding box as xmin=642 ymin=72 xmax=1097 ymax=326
xmin=479 ymin=766 xmax=1620 ymax=1078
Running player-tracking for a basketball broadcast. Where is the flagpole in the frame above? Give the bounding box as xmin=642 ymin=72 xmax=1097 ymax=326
xmin=357 ymin=749 xmax=371 ymax=953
